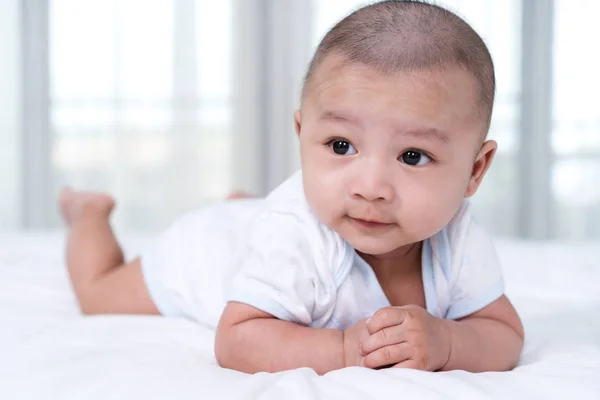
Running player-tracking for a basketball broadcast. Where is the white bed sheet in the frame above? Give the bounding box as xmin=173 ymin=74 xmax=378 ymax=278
xmin=0 ymin=231 xmax=599 ymax=399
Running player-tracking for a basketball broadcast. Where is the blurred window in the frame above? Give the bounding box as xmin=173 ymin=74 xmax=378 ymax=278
xmin=49 ymin=0 xmax=233 ymax=230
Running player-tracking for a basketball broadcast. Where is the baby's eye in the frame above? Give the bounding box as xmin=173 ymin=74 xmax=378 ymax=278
xmin=399 ymin=150 xmax=432 ymax=166
xmin=330 ymin=140 xmax=357 ymax=155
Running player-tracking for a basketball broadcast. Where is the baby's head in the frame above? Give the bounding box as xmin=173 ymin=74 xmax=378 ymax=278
xmin=295 ymin=0 xmax=496 ymax=256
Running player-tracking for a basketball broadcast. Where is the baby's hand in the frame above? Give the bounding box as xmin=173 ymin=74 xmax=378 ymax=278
xmin=359 ymin=305 xmax=452 ymax=371
xmin=342 ymin=317 xmax=371 ymax=367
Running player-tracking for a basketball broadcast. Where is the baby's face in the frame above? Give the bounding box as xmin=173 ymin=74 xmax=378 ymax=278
xmin=297 ymin=56 xmax=493 ymax=256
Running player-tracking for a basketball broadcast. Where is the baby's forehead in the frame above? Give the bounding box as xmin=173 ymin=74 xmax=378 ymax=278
xmin=304 ymin=58 xmax=485 ymax=137
xmin=309 ymin=57 xmax=478 ymax=108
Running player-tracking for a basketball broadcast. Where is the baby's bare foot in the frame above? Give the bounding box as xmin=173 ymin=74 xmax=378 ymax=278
xmin=59 ymin=188 xmax=115 ymax=226
xmin=226 ymin=191 xmax=255 ymax=200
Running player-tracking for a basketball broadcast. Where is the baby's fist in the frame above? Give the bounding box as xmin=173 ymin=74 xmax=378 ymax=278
xmin=360 ymin=305 xmax=452 ymax=371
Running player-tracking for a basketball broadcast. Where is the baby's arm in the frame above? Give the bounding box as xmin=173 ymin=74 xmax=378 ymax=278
xmin=215 ymin=302 xmax=367 ymax=375
xmin=215 ymin=302 xmax=343 ymax=374
xmin=438 ymin=204 xmax=524 ymax=371
xmin=441 ymin=294 xmax=524 ymax=371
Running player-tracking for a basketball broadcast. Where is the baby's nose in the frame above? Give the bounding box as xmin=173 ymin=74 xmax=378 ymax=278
xmin=349 ymin=166 xmax=395 ymax=203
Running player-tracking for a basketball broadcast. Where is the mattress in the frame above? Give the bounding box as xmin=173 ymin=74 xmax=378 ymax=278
xmin=0 ymin=231 xmax=599 ymax=399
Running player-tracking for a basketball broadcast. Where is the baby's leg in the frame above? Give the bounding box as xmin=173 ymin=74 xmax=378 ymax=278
xmin=60 ymin=188 xmax=159 ymax=315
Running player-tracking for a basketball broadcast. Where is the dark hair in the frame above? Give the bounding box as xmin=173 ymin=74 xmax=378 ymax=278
xmin=303 ymin=0 xmax=495 ymax=129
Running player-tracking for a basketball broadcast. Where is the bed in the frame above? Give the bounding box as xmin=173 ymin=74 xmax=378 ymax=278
xmin=1 ymin=231 xmax=599 ymax=399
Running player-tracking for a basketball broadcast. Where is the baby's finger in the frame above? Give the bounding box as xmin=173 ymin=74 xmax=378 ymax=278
xmin=360 ymin=324 xmax=406 ymax=356
xmin=361 ymin=343 xmax=411 ymax=369
xmin=366 ymin=307 xmax=408 ymax=335
xmin=392 ymin=358 xmax=425 ymax=371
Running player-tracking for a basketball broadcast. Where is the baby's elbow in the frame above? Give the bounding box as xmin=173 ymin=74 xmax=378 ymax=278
xmin=215 ymin=322 xmax=264 ymax=374
xmin=214 ymin=315 xmax=254 ymax=370
xmin=505 ymin=328 xmax=525 ymax=371
xmin=214 ymin=323 xmax=236 ymax=369
xmin=514 ymin=317 xmax=525 ymax=342
xmin=215 ymin=302 xmax=274 ymax=371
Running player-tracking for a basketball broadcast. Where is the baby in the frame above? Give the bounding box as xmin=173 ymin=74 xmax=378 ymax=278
xmin=60 ymin=0 xmax=524 ymax=375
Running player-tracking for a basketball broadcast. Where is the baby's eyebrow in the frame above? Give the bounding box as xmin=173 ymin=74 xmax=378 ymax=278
xmin=320 ymin=111 xmax=361 ymax=126
xmin=400 ymin=128 xmax=450 ymax=144
xmin=320 ymin=110 xmax=450 ymax=143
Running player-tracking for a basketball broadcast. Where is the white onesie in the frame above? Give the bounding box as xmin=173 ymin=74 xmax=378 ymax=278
xmin=140 ymin=170 xmax=504 ymax=330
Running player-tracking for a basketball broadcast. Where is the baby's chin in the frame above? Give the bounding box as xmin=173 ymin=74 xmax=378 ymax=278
xmin=343 ymin=234 xmax=410 ymax=256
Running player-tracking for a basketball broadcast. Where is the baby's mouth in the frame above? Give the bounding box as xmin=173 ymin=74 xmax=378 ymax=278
xmin=348 ymin=216 xmax=394 ymax=229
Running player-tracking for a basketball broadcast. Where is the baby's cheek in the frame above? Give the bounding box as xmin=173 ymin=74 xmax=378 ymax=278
xmin=304 ymin=182 xmax=336 ymax=223
xmin=401 ymin=196 xmax=454 ymax=236
xmin=306 ymin=168 xmax=344 ymax=203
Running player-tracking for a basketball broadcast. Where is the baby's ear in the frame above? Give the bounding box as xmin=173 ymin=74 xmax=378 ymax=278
xmin=465 ymin=140 xmax=497 ymax=198
xmin=294 ymin=110 xmax=302 ymax=137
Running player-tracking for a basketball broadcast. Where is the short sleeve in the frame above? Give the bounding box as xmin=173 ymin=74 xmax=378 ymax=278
xmin=225 ymin=204 xmax=352 ymax=328
xmin=444 ymin=202 xmax=505 ymax=320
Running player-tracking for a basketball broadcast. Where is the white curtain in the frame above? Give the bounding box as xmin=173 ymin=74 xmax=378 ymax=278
xmin=47 ymin=0 xmax=234 ymax=231
xmin=0 ymin=0 xmax=22 ymax=230
xmin=552 ymin=0 xmax=600 ymax=238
